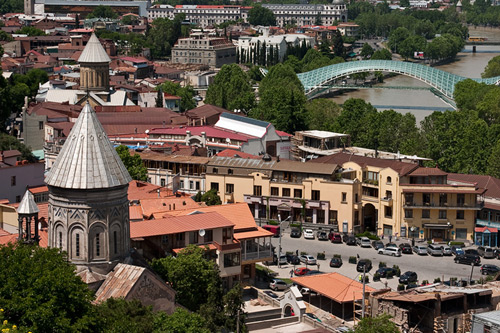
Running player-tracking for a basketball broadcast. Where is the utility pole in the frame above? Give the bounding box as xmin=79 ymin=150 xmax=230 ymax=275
xmin=362 ymin=264 xmax=366 ymax=318
xmin=470 ymin=262 xmax=475 ymax=285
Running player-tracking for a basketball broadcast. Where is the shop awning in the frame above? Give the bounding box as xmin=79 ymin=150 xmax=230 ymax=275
xmin=423 ymin=223 xmax=453 ymax=229
xmin=475 ymin=226 xmax=498 ymax=233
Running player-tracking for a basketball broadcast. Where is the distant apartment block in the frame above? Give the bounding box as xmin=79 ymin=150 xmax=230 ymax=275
xmin=171 ymin=33 xmax=236 ymax=68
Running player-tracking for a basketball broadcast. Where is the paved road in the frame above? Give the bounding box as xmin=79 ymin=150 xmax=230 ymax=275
xmin=266 ymin=232 xmax=492 ymax=291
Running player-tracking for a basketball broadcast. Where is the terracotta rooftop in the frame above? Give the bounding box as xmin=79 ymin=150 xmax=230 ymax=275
xmin=148 ymin=126 xmax=256 ymax=142
xmin=291 ymin=272 xmax=375 ymax=303
xmin=127 ymin=180 xmax=172 ymax=201
xmin=409 ymin=167 xmax=448 ymax=176
xmin=130 ymin=211 xmax=234 ymax=238
xmin=137 ymin=151 xmax=211 ymax=164
xmin=138 ymin=197 xmax=202 ymax=218
xmin=216 ymin=149 xmax=260 ymax=159
xmin=448 ymin=173 xmax=500 ymax=199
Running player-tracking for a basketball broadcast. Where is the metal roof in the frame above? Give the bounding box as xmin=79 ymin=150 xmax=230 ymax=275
xmin=45 ymin=101 xmax=132 ymax=189
xmin=474 ymin=310 xmax=500 ymax=325
xmin=17 ymin=190 xmax=39 ymax=215
xmin=78 ymin=33 xmax=111 ymax=63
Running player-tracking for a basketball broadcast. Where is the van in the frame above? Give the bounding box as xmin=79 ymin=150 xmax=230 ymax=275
xmin=263 ymin=225 xmax=280 ymax=237
xmin=427 ymin=244 xmax=444 ymax=256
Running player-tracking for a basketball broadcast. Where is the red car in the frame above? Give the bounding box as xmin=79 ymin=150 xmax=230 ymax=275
xmin=329 ymin=232 xmax=342 ymax=243
xmin=294 ymin=267 xmax=311 ymax=276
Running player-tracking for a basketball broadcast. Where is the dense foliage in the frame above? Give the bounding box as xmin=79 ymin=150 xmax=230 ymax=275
xmin=284 ymin=48 xmax=344 ymax=73
xmin=351 ymin=314 xmax=399 ymax=333
xmin=86 ymin=5 xmax=118 ymax=19
xmin=482 ymin=55 xmax=500 ymax=78
xmin=115 ymin=145 xmax=148 ymax=181
xmin=147 ymin=14 xmax=188 ymax=59
xmin=157 ymin=81 xmax=196 ymax=111
xmin=15 ymin=26 xmax=46 ymax=36
xmin=200 ymin=189 xmax=222 ymax=206
xmin=205 ymin=64 xmax=256 ymax=112
xmin=0 ymin=134 xmax=37 ymax=162
xmin=0 ymin=0 xmax=22 ymax=14
xmin=248 ymin=5 xmax=276 ymax=26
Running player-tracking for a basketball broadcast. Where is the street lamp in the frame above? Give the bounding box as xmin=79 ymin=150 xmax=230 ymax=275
xmin=278 ymin=214 xmax=292 ymax=269
xmin=410 ymin=226 xmax=416 ymax=247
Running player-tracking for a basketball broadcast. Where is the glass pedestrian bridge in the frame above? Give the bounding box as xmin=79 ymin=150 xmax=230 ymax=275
xmin=295 ymin=60 xmax=500 ymax=100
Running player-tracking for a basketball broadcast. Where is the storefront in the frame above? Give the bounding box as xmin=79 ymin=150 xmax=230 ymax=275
xmin=423 ymin=223 xmax=453 ymax=241
xmin=475 ymin=226 xmax=498 ymax=247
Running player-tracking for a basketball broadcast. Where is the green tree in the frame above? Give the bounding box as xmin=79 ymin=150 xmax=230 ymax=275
xmin=400 ymin=0 xmax=410 ymax=7
xmin=13 ymin=68 xmax=49 ymax=97
xmin=147 ymin=14 xmax=187 ymax=59
xmin=115 ymin=145 xmax=147 ymax=181
xmin=332 ymin=30 xmax=345 ymax=58
xmin=87 ymin=5 xmax=118 ymax=19
xmin=205 ymin=64 xmax=255 ymax=112
xmin=158 ymin=81 xmax=196 ymax=112
xmin=0 ymin=0 xmax=23 ymax=14
xmin=95 ymin=298 xmax=155 ymax=333
xmin=453 ymin=79 xmax=493 ymax=112
xmin=360 ymin=43 xmax=374 ymax=59
xmin=0 ymin=243 xmax=95 ymax=332
xmin=334 ymin=98 xmax=377 ymax=146
xmin=121 ymin=14 xmax=139 ymax=25
xmin=371 ymin=48 xmax=392 ymax=60
xmin=398 ymin=35 xmax=426 ymax=60
xmin=315 ymin=13 xmax=323 ymax=25
xmin=154 ymin=308 xmax=211 ymax=333
xmin=248 ymin=5 xmax=276 ymax=26
xmin=0 ymin=134 xmax=36 ymax=162
xmin=351 ymin=314 xmax=399 ymax=333
xmin=0 ymin=31 xmax=13 ymax=42
xmin=388 ymin=27 xmax=410 ymax=52
xmin=16 ymin=26 xmax=46 ymax=36
xmin=487 ymin=140 xmax=500 ymax=178
xmin=200 ymin=189 xmax=222 ymax=206
xmin=305 ymin=99 xmax=342 ymax=131
xmin=482 ymin=55 xmax=500 ymax=78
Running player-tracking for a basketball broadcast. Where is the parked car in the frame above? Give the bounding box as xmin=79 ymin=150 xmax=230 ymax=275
xmin=378 ymin=246 xmax=402 ymax=257
xmin=376 ymin=267 xmax=397 ymax=278
xmin=442 ymin=246 xmax=453 ymax=256
xmin=264 ymin=290 xmax=279 ymax=298
xmin=478 ymin=246 xmax=496 ymax=259
xmin=330 ymin=232 xmax=342 ymax=243
xmin=385 ymin=242 xmax=397 ymax=248
xmin=455 ymin=254 xmax=481 ymax=266
xmin=294 ymin=267 xmax=311 ymax=276
xmin=406 ymin=283 xmax=419 ymax=290
xmin=290 ymin=228 xmax=302 ymax=238
xmin=427 ymin=244 xmax=444 ymax=256
xmin=305 ymin=313 xmax=322 ymax=322
xmin=399 ymin=243 xmax=413 ymax=254
xmin=481 ymin=264 xmax=500 ymax=275
xmin=262 ymin=224 xmax=280 ymax=237
xmin=399 ymin=271 xmax=418 ymax=284
xmin=413 ymin=245 xmax=428 ymax=255
xmin=465 ymin=248 xmax=480 ymax=256
xmin=356 ymin=259 xmax=372 ymax=272
xmin=359 ymin=237 xmax=372 ymax=248
xmin=346 ymin=237 xmax=357 ymax=246
xmin=342 ymin=233 xmax=351 ymax=243
xmin=300 ymin=254 xmax=317 ymax=265
xmin=451 ymin=246 xmax=464 ymax=256
xmin=330 ymin=257 xmax=343 ymax=268
xmin=273 ymin=253 xmax=287 ymax=265
xmin=305 ymin=270 xmax=323 ymax=276
xmin=317 ymin=231 xmax=329 ymax=241
xmin=299 ymin=287 xmax=310 ymax=295
xmin=372 ymin=240 xmax=384 ymax=250
xmin=269 ymin=279 xmax=288 ymax=291
xmin=304 ymin=229 xmax=315 ymax=240
xmin=286 ymin=254 xmax=300 ymax=265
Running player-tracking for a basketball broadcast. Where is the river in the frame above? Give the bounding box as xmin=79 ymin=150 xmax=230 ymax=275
xmin=329 ymin=28 xmax=500 ymax=124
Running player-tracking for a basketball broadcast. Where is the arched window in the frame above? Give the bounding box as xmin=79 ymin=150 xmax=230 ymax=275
xmin=59 ymin=231 xmax=62 ymax=250
xmin=96 ymin=233 xmax=101 ymax=257
xmin=387 ymin=176 xmax=392 ymax=184
xmin=75 ymin=234 xmax=80 ymax=257
xmin=113 ymin=231 xmax=117 ymax=255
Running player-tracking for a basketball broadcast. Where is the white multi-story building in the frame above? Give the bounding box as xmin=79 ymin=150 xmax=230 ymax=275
xmin=147 ymin=1 xmax=347 ymax=28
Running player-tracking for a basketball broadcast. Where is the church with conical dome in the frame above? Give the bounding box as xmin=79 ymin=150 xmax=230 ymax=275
xmin=46 ymin=100 xmax=132 ymax=274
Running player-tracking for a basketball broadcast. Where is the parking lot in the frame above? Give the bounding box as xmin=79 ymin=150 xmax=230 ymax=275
xmin=265 ymin=229 xmax=490 ymax=291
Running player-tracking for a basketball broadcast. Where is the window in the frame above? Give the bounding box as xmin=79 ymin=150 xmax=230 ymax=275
xmin=190 ymin=181 xmax=194 ymax=189
xmin=180 ymin=180 xmax=184 ymax=189
xmin=224 ymin=252 xmax=240 ymax=267
xmin=439 ymin=193 xmax=447 ymax=206
xmin=312 ymin=190 xmax=320 ymax=200
xmin=422 ymin=209 xmax=430 ymax=219
xmin=387 ymin=176 xmax=392 ymax=184
xmin=75 ymin=233 xmax=80 ymax=257
xmin=59 ymin=231 xmax=63 ymax=250
xmin=11 ymin=176 xmax=16 ymax=186
xmin=226 ymin=183 xmax=234 ymax=194
xmin=271 ymin=187 xmax=279 ymax=196
xmin=15 ymin=195 xmax=20 ymax=203
xmin=409 ymin=226 xmax=419 ymax=238
xmin=213 ymin=167 xmax=218 ymax=174
xmin=384 ymin=206 xmax=392 ymax=218
xmin=405 ymin=193 xmax=414 ymax=205
xmin=456 ymin=228 xmax=467 ymax=239
xmin=457 ymin=194 xmax=465 ymax=207
xmin=355 ymin=193 xmax=359 ymax=203
xmin=39 ymin=121 xmax=44 ymax=130
xmin=341 ymin=192 xmax=347 ymax=203
xmin=385 ymin=190 xmax=392 ymax=199
xmin=294 ymin=189 xmax=302 ymax=198
xmin=228 ymin=168 xmax=233 ymax=175
xmin=205 ymin=229 xmax=213 ymax=242
xmin=189 ymin=231 xmax=199 ymax=244
xmin=253 ymin=185 xmax=262 ymax=196
xmin=196 ymin=182 xmax=200 ymax=190
xmin=95 ymin=233 xmax=101 ymax=257
xmin=113 ymin=231 xmax=118 ymax=254
xmin=423 ymin=193 xmax=431 ymax=205
xmin=223 ymin=227 xmax=232 ymax=243
xmin=439 ymin=210 xmax=447 ymax=219
xmin=161 ymin=235 xmax=168 ymax=244
xmin=282 ymin=188 xmax=291 ymax=197
xmin=456 ymin=210 xmax=465 ymax=220
xmin=211 ymin=182 xmax=219 ymax=191
xmin=160 ymin=178 xmax=165 ymax=187
xmin=405 ymin=209 xmax=413 ymax=218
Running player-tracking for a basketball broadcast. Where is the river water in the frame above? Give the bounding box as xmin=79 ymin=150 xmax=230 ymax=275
xmin=329 ymin=29 xmax=500 ymax=124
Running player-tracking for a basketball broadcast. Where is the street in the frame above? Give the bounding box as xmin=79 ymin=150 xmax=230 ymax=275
xmin=266 ymin=232 xmax=488 ymax=291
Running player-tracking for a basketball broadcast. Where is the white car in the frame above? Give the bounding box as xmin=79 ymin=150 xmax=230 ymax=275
xmin=378 ymin=247 xmax=402 ymax=257
xmin=300 ymin=254 xmax=317 ymax=265
xmin=359 ymin=237 xmax=371 ymax=248
xmin=304 ymin=229 xmax=315 ymax=239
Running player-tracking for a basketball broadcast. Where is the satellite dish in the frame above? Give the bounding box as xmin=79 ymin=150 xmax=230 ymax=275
xmin=199 ymin=229 xmax=206 ymax=237
xmin=226 ymin=138 xmax=231 ymax=143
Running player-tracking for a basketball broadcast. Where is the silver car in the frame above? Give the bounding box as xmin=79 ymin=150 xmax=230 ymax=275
xmin=442 ymin=246 xmax=452 ymax=256
xmin=427 ymin=244 xmax=444 ymax=256
xmin=413 ymin=245 xmax=428 ymax=255
xmin=269 ymin=279 xmax=288 ymax=291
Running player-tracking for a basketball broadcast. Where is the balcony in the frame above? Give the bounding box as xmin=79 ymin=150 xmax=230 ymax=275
xmin=241 ymin=240 xmax=272 ymax=263
xmin=381 ymin=197 xmax=393 ymax=206
xmin=213 ymin=239 xmax=241 ymax=252
xmin=403 ymin=202 xmax=483 ymax=210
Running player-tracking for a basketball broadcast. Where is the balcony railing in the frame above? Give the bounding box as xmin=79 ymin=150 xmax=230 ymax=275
xmin=403 ymin=202 xmax=483 ymax=210
xmin=242 ymin=241 xmax=272 ymax=262
xmin=213 ymin=239 xmax=240 ymax=252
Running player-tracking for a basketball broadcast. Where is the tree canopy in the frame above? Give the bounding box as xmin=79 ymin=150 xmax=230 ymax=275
xmin=87 ymin=5 xmax=118 ymax=19
xmin=16 ymin=26 xmax=46 ymax=36
xmin=158 ymin=81 xmax=196 ymax=112
xmin=205 ymin=64 xmax=255 ymax=112
xmin=482 ymin=55 xmax=500 ymax=79
xmin=147 ymin=14 xmax=188 ymax=59
xmin=200 ymin=189 xmax=222 ymax=206
xmin=248 ymin=5 xmax=276 ymax=26
xmin=115 ymin=145 xmax=148 ymax=181
xmin=351 ymin=314 xmax=399 ymax=333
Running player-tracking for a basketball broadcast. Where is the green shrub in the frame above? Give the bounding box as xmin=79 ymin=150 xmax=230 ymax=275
xmin=355 ymin=231 xmax=380 ymax=240
xmin=486 ymin=275 xmax=495 ymax=282
xmin=286 ymin=251 xmax=293 ymax=255
xmin=290 ymin=223 xmax=301 ymax=228
xmin=317 ymin=252 xmax=326 ymax=260
xmin=392 ymin=265 xmax=401 ymax=277
xmin=397 ymin=284 xmax=405 ymax=291
xmin=268 ymin=220 xmax=279 ymax=226
xmin=373 ymin=273 xmax=381 ymax=281
xmin=359 ymin=275 xmax=369 ymax=283
xmin=449 ymin=241 xmax=465 ymax=246
xmin=422 ymin=280 xmax=429 ymax=285
xmin=434 ymin=277 xmax=441 ymax=283
xmin=386 ymin=270 xmax=394 ymax=278
xmin=300 ymin=251 xmax=308 ymax=256
xmin=333 ymin=254 xmax=341 ymax=259
xmin=349 ymin=256 xmax=357 ymax=264
xmin=379 ymin=262 xmax=387 ymax=268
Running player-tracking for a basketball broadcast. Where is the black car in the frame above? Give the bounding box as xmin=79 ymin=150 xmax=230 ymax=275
xmin=455 ymin=254 xmax=481 ymax=266
xmin=342 ymin=233 xmax=350 ymax=243
xmin=376 ymin=267 xmax=397 ymax=278
xmin=287 ymin=254 xmax=300 ymax=265
xmin=399 ymin=271 xmax=418 ymax=284
xmin=399 ymin=243 xmax=412 ymax=254
xmin=330 ymin=257 xmax=343 ymax=268
xmin=290 ymin=228 xmax=302 ymax=238
xmin=372 ymin=240 xmax=384 ymax=250
xmin=406 ymin=283 xmax=419 ymax=290
xmin=465 ymin=249 xmax=480 ymax=256
xmin=385 ymin=243 xmax=397 ymax=248
xmin=346 ymin=237 xmax=357 ymax=246
xmin=356 ymin=259 xmax=372 ymax=272
xmin=480 ymin=264 xmax=500 ymax=275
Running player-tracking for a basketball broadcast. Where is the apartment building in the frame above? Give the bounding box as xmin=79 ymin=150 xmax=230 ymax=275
xmin=171 ymin=33 xmax=236 ymax=68
xmin=262 ymin=1 xmax=348 ymax=27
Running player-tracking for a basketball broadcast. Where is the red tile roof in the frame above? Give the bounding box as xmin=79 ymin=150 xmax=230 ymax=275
xmin=275 ymin=130 xmax=292 ymax=137
xmin=291 ymin=272 xmax=375 ymax=303
xmin=28 ymin=185 xmax=48 ymax=194
xmin=127 ymin=180 xmax=170 ymax=201
xmin=409 ymin=167 xmax=448 ymax=176
xmin=130 ymin=211 xmax=234 ymax=238
xmin=447 ymin=173 xmax=500 ymax=199
xmin=233 ymin=227 xmax=273 ymax=240
xmin=139 ymin=197 xmax=202 ymax=217
xmin=149 ymin=126 xmax=256 ymax=141
xmin=216 ymin=149 xmax=260 ymax=159
xmin=129 ymin=205 xmax=143 ymax=220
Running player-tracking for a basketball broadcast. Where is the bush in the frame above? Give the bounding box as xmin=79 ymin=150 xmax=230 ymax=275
xmin=434 ymin=277 xmax=441 ymax=283
xmin=286 ymin=251 xmax=293 ymax=255
xmin=359 ymin=275 xmax=369 ymax=283
xmin=349 ymin=256 xmax=357 ymax=264
xmin=422 ymin=280 xmax=429 ymax=285
xmin=373 ymin=273 xmax=381 ymax=281
xmin=355 ymin=231 xmax=380 ymax=240
xmin=486 ymin=275 xmax=495 ymax=282
xmin=268 ymin=220 xmax=279 ymax=226
xmin=333 ymin=254 xmax=341 ymax=259
xmin=386 ymin=270 xmax=394 ymax=279
xmin=392 ymin=265 xmax=401 ymax=277
xmin=449 ymin=241 xmax=465 ymax=246
xmin=397 ymin=284 xmax=405 ymax=291
xmin=317 ymin=252 xmax=326 ymax=260
xmin=300 ymin=251 xmax=308 ymax=255
xmin=290 ymin=223 xmax=301 ymax=228
xmin=379 ymin=262 xmax=387 ymax=268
